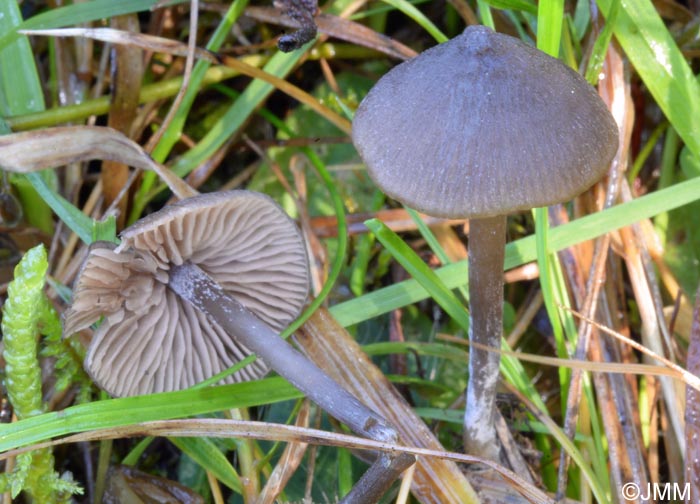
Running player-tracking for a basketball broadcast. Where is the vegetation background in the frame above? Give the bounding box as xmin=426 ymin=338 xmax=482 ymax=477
xmin=0 ymin=0 xmax=699 ymax=502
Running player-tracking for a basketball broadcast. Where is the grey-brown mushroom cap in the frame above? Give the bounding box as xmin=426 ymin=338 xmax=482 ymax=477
xmin=352 ymin=25 xmax=619 ymax=219
xmin=64 ymin=190 xmax=310 ymax=397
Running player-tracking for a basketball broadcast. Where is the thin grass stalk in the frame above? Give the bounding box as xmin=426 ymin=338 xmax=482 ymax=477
xmin=558 ymin=41 xmax=633 ymax=496
xmin=619 ymin=183 xmax=685 ymax=451
xmin=597 ymin=305 xmax=650 ymax=488
xmin=102 ymin=14 xmax=142 ymax=228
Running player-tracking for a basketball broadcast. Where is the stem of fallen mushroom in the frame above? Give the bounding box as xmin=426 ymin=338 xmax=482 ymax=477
xmin=463 ymin=215 xmax=507 ymax=461
xmin=168 ymin=261 xmax=415 ymax=501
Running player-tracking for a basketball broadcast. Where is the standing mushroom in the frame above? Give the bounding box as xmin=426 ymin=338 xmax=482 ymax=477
xmin=65 ymin=190 xmax=414 ymax=502
xmin=352 ymin=26 xmax=619 ymax=460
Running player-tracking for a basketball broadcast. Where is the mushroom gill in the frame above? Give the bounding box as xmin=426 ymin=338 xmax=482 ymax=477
xmin=64 ymin=191 xmax=310 ymax=397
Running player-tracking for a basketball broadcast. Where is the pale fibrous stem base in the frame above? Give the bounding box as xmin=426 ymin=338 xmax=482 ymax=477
xmin=168 ymin=261 xmax=415 ymax=504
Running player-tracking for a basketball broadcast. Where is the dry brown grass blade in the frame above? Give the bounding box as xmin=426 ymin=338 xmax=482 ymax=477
xmin=102 ymin=15 xmax=143 ymax=228
xmin=20 ymin=28 xmax=219 ymax=64
xmin=0 ymin=126 xmax=197 ymax=199
xmin=557 ymin=40 xmax=643 ymax=498
xmin=145 ymin=0 xmax=200 ymax=154
xmin=619 ymin=184 xmax=685 ymax=453
xmin=219 ymin=54 xmax=351 ymax=134
xmin=256 ymin=401 xmax=311 ymax=504
xmin=295 ymin=308 xmax=482 ymax=504
xmin=444 ymin=0 xmax=479 ymax=25
xmin=0 ymin=417 xmax=554 ymax=504
xmin=243 ymin=6 xmax=417 ymax=60
xmin=438 ymin=333 xmax=697 ymax=386
xmin=561 ymin=306 xmax=700 ymax=392
xmin=309 ymin=209 xmax=465 ymax=238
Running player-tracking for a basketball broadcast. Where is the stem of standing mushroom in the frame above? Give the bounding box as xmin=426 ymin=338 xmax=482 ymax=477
xmin=167 ymin=261 xmax=415 ymax=502
xmin=463 ymin=215 xmax=507 ymax=461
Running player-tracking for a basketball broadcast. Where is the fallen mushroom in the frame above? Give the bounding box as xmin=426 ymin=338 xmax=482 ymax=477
xmin=352 ymin=26 xmax=619 ymax=460
xmin=65 ymin=191 xmax=309 ymax=395
xmin=65 ymin=190 xmax=414 ymax=502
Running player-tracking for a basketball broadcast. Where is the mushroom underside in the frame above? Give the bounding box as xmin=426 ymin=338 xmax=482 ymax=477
xmin=65 ymin=190 xmax=311 ymax=397
xmin=66 ymin=243 xmax=268 ymax=397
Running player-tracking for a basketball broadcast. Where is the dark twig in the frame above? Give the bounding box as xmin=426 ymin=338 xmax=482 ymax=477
xmin=274 ymin=0 xmax=318 ymax=52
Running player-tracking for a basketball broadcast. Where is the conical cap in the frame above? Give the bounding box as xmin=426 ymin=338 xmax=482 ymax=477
xmin=353 ymin=26 xmax=619 ymax=218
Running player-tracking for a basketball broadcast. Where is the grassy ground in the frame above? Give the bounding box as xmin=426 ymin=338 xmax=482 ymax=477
xmin=0 ymin=0 xmax=699 ymax=502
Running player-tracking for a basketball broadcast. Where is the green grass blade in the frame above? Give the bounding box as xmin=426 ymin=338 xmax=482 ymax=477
xmin=584 ymin=0 xmax=620 ymax=84
xmin=596 ymin=0 xmax=700 ymax=158
xmin=365 ymin=218 xmax=471 ymax=331
xmin=405 ymin=207 xmax=469 ymax=302
xmin=0 ymin=4 xmax=45 ymax=114
xmin=0 ymin=2 xmax=54 ymax=234
xmin=484 ymin=0 xmax=537 ymax=14
xmin=130 ymin=48 xmax=307 ymax=221
xmin=477 ymin=0 xmax=496 ymax=28
xmin=331 ymin=175 xmax=700 ymax=326
xmin=337 ymin=447 xmax=353 ymax=498
xmin=171 ymin=437 xmax=242 ymax=493
xmin=537 ymin=0 xmax=564 ymax=56
xmin=0 ymin=377 xmax=302 ymax=453
xmin=23 ymin=172 xmax=102 ymax=245
xmin=536 ymin=0 xmax=572 ymax=438
xmin=379 ymin=0 xmax=448 ymax=43
xmin=534 ymin=207 xmax=564 ymax=351
xmin=0 ymin=0 xmax=188 ymax=51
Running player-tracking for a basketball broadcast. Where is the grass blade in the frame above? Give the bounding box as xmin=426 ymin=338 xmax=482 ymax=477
xmin=331 ymin=175 xmax=700 ymax=326
xmin=0 ymin=377 xmax=302 ymax=453
xmin=596 ymin=0 xmax=700 ymax=158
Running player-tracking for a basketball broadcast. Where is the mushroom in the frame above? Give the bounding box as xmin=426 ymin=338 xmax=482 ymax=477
xmin=65 ymin=191 xmax=308 ymax=395
xmin=352 ymin=25 xmax=619 ymax=460
xmin=65 ymin=190 xmax=414 ymax=502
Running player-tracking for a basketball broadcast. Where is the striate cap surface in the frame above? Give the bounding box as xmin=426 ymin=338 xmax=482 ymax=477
xmin=352 ymin=25 xmax=619 ymax=218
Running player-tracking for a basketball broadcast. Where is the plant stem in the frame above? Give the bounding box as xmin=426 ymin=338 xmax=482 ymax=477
xmin=463 ymin=215 xmax=507 ymax=461
xmin=4 ymin=63 xmax=262 ymax=131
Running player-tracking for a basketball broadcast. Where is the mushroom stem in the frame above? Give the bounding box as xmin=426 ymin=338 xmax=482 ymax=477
xmin=168 ymin=261 xmax=416 ymax=501
xmin=168 ymin=261 xmax=396 ymax=441
xmin=463 ymin=214 xmax=507 ymax=461
xmin=342 ymin=451 xmax=417 ymax=503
